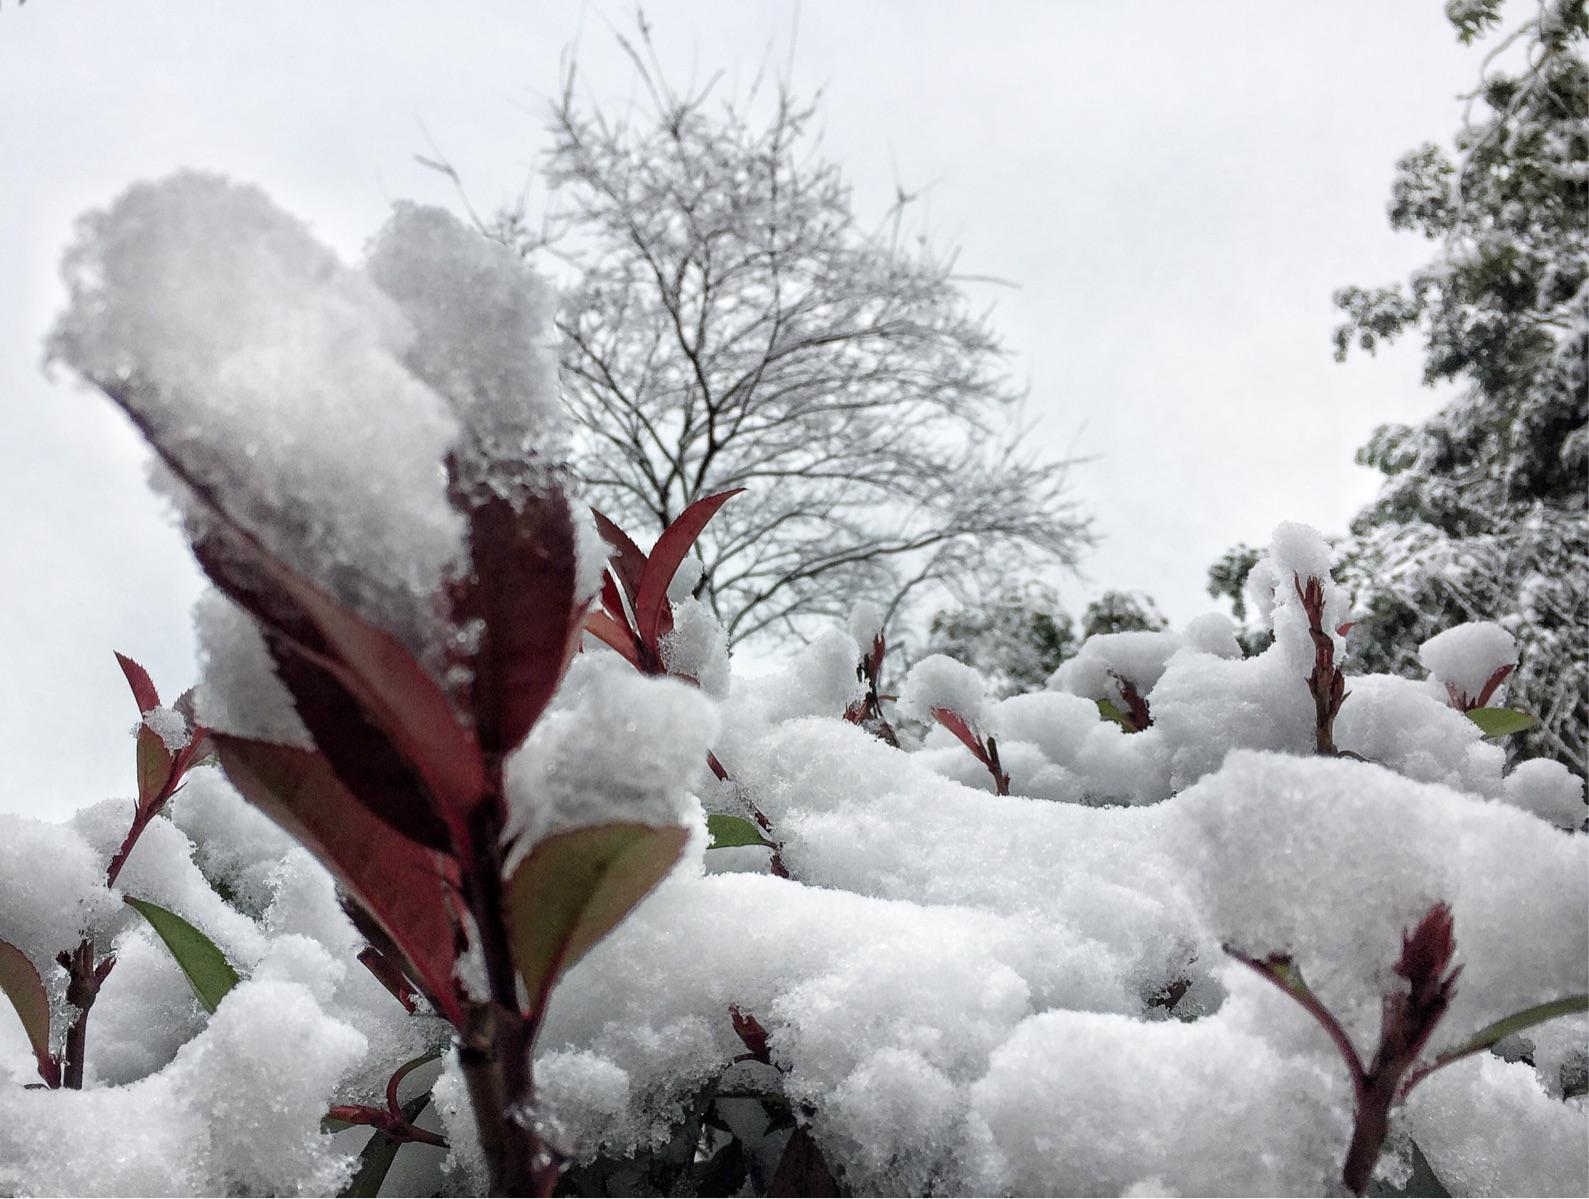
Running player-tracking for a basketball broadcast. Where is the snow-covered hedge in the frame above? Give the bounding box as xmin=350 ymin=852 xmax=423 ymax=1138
xmin=1 ymin=174 xmax=1584 ymax=1198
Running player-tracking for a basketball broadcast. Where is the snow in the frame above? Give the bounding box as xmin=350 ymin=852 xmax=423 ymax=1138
xmin=363 ymin=202 xmax=565 ymax=495
xmin=1502 ymin=758 xmax=1586 ymax=829
xmin=658 ymin=597 xmax=731 ymax=697
xmin=505 ymin=654 xmax=719 ymax=854
xmin=0 ymin=978 xmax=366 ymax=1197
xmin=48 ymin=172 xmax=467 ymax=653
xmin=665 ymin=554 xmax=705 ymax=605
xmin=1407 ymin=1054 xmax=1589 ymax=1197
xmin=847 ymin=600 xmax=886 ymax=650
xmin=897 ymin=653 xmax=990 ymax=729
xmin=139 ymin=705 xmax=191 ymax=752
xmin=1182 ymin=610 xmax=1243 ymax=659
xmin=1048 ymin=628 xmax=1183 ymax=709
xmin=1172 ymin=750 xmax=1588 ymax=1053
xmin=1334 ymin=672 xmax=1504 ymax=796
xmin=1419 ymin=620 xmax=1519 ymax=708
xmin=168 ymin=765 xmax=300 ymax=914
xmin=964 ymin=1006 xmax=1344 ymax=1196
xmin=191 ymin=589 xmax=313 ymax=748
xmin=0 ymin=817 xmax=118 ymax=975
xmin=20 ymin=170 xmax=1587 ymax=1196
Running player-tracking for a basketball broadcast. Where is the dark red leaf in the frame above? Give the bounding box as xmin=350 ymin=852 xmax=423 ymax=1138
xmin=599 ymin=573 xmax=628 ymax=624
xmin=263 ymin=633 xmax=455 ymax=851
xmin=633 ymin=490 xmax=744 ymax=649
xmin=452 ymin=490 xmax=586 ymax=759
xmin=1474 ymin=663 xmax=1515 ymax=710
xmin=1395 ymin=903 xmax=1460 ymax=1011
xmin=171 ymin=687 xmax=201 ymax=727
xmin=357 ymin=946 xmax=419 ymax=1014
xmin=584 ymin=610 xmax=645 ymax=669
xmin=729 ymin=1005 xmax=771 ymax=1064
xmin=213 ymin=735 xmax=465 ymax=1026
xmin=114 ymin=651 xmax=160 ymax=714
xmin=0 ymin=939 xmax=57 ymax=1087
xmin=591 ymin=508 xmax=649 ymax=610
xmin=97 ymin=378 xmax=485 ymax=845
xmin=930 ymin=706 xmax=989 ymax=765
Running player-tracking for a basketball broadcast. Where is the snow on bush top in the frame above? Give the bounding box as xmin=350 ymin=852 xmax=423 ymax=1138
xmin=1174 ymin=750 xmax=1588 ymax=1050
xmin=505 ymin=655 xmax=719 ymax=853
xmin=897 ymin=653 xmax=991 ymax=729
xmin=1048 ymin=629 xmax=1183 ymax=703
xmin=1419 ymin=620 xmax=1519 ymax=707
xmin=1182 ymin=611 xmax=1242 ymax=659
xmin=364 ymin=202 xmax=566 ymax=494
xmin=47 ymin=173 xmax=567 ymax=656
xmin=47 ymin=172 xmax=465 ymax=650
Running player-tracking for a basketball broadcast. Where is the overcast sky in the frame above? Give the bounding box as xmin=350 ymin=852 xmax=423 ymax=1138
xmin=1 ymin=1 xmax=1480 ymax=820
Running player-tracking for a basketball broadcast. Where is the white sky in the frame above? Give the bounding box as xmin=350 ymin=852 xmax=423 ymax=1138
xmin=1 ymin=1 xmax=1478 ymax=820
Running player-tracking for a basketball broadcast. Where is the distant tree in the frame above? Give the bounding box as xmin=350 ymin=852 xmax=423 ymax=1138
xmin=927 ymin=582 xmax=1076 ymax=698
xmin=1080 ymin=589 xmax=1168 ymax=638
xmin=497 ymin=31 xmax=1090 ymax=646
xmin=1330 ymin=0 xmax=1587 ymax=771
xmin=1206 ymin=544 xmax=1273 ymax=656
xmin=927 ymin=585 xmax=1166 ymax=697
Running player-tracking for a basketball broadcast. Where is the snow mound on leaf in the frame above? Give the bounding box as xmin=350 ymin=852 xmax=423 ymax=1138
xmin=505 ymin=654 xmax=719 ymax=853
xmin=1419 ymin=621 xmax=1518 ymax=708
xmin=1172 ymin=749 xmax=1589 ymax=1053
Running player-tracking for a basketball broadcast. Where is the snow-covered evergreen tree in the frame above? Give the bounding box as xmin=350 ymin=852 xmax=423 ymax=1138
xmin=927 ymin=586 xmax=1166 ymax=698
xmin=1332 ymin=0 xmax=1587 ymax=772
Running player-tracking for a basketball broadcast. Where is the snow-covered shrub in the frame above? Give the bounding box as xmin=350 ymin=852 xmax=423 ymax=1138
xmin=1 ymin=172 xmax=1584 ymax=1198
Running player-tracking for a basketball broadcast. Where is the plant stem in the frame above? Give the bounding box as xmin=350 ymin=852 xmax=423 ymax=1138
xmin=105 ymin=809 xmax=151 ymax=889
xmin=459 ymin=794 xmax=558 ymax=1197
xmin=1342 ymin=1076 xmax=1397 ymax=1195
xmin=56 ymin=938 xmax=114 ymax=1089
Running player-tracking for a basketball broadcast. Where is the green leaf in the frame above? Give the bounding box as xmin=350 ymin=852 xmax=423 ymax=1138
xmin=706 ymin=813 xmax=774 ymax=850
xmin=0 ymin=938 xmax=55 ymax=1084
xmin=505 ymin=823 xmax=688 ymax=1016
xmin=340 ymin=1094 xmax=433 ymax=1198
xmin=1435 ymin=994 xmax=1588 ymax=1067
xmin=124 ymin=896 xmax=240 ymax=1014
xmin=1096 ymin=698 xmax=1131 ymax=729
xmin=1464 ymin=707 xmax=1538 ymax=737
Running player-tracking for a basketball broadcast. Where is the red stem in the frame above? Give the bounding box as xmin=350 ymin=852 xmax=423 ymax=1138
xmin=55 ymin=939 xmax=115 ymax=1089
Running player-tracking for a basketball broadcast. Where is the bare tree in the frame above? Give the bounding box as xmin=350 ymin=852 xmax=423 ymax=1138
xmin=496 ymin=32 xmax=1091 ymax=646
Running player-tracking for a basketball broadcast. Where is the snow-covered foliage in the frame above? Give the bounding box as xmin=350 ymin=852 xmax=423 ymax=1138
xmin=1330 ymin=0 xmax=1588 ymax=775
xmin=4 ymin=165 xmax=1585 ymax=1198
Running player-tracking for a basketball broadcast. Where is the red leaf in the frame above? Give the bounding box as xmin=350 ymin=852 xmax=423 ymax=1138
xmin=599 ymin=573 xmax=628 ymax=624
xmin=1474 ymin=662 xmax=1515 ymax=710
xmin=213 ymin=735 xmax=466 ymax=1026
xmin=633 ymin=490 xmax=744 ymax=650
xmin=96 ymin=379 xmax=485 ymax=847
xmin=264 ymin=636 xmax=455 ymax=850
xmin=451 ymin=490 xmax=586 ymax=759
xmin=591 ymin=508 xmax=649 ymax=610
xmin=584 ymin=610 xmax=645 ymax=669
xmin=357 ymin=946 xmax=419 ymax=1014
xmin=930 ymin=706 xmax=988 ymax=764
xmin=114 ymin=651 xmax=160 ymax=714
xmin=0 ymin=939 xmax=57 ymax=1087
xmin=729 ymin=1005 xmax=771 ymax=1064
